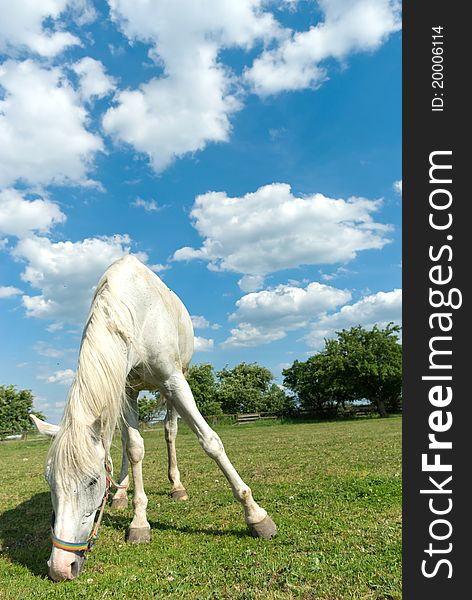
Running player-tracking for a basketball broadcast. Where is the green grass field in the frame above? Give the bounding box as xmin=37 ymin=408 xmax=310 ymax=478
xmin=0 ymin=418 xmax=401 ymax=599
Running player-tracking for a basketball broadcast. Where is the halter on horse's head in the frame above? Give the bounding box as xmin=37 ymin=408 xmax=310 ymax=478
xmin=49 ymin=458 xmax=127 ymax=562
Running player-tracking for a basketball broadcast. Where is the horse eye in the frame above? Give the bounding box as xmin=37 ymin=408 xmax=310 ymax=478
xmin=88 ymin=478 xmax=98 ymax=488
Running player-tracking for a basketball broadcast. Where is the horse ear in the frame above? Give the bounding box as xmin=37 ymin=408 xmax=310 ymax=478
xmin=30 ymin=414 xmax=60 ymax=437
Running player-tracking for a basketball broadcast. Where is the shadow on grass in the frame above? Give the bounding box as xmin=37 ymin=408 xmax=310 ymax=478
xmin=0 ymin=492 xmax=51 ymax=577
xmin=104 ymin=512 xmax=249 ymax=539
xmin=0 ymin=492 xmax=266 ymax=578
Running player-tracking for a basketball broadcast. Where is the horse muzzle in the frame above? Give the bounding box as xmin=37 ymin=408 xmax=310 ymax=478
xmin=48 ymin=549 xmax=85 ymax=581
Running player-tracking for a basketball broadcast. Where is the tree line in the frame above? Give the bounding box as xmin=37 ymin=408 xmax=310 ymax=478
xmin=138 ymin=324 xmax=402 ymax=422
xmin=0 ymin=324 xmax=402 ymax=432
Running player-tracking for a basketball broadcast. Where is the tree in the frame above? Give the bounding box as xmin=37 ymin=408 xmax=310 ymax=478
xmin=137 ymin=393 xmax=162 ymax=424
xmin=324 ymin=324 xmax=402 ymax=417
xmin=283 ymin=324 xmax=402 ymax=418
xmin=283 ymin=354 xmax=341 ymax=415
xmin=217 ymin=362 xmax=293 ymax=415
xmin=283 ymin=349 xmax=357 ymax=415
xmin=186 ymin=363 xmax=222 ymax=416
xmin=0 ymin=385 xmax=45 ymax=433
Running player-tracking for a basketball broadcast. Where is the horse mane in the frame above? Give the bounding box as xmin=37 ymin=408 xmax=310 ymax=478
xmin=48 ymin=270 xmax=137 ymax=484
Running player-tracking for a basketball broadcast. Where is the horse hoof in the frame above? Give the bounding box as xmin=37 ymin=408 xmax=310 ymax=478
xmin=111 ymin=497 xmax=128 ymax=509
xmin=126 ymin=527 xmax=151 ymax=543
xmin=248 ymin=515 xmax=277 ymax=540
xmin=171 ymin=489 xmax=189 ymax=501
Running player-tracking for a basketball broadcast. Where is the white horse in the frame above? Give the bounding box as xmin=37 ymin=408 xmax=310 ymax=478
xmin=32 ymin=256 xmax=276 ymax=581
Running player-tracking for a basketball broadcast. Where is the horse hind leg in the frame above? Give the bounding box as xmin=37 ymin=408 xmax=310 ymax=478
xmin=164 ymin=403 xmax=189 ymax=501
xmin=161 ymin=371 xmax=277 ymax=539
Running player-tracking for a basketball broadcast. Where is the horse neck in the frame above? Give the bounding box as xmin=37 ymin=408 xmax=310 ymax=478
xmin=66 ymin=286 xmax=134 ymax=448
xmin=49 ymin=282 xmax=137 ymax=482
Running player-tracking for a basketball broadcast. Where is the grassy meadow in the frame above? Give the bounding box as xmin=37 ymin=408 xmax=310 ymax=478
xmin=0 ymin=418 xmax=401 ymax=599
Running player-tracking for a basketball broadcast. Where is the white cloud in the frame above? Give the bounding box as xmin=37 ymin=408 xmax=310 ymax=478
xmin=238 ymin=274 xmax=265 ymax=292
xmin=102 ymin=2 xmax=398 ymax=170
xmin=38 ymin=369 xmax=75 ymax=385
xmin=0 ymin=285 xmax=22 ymax=298
xmin=46 ymin=322 xmax=64 ymax=333
xmin=12 ymin=234 xmax=145 ymax=324
xmin=103 ymin=49 xmax=241 ymax=173
xmin=393 ymin=180 xmax=402 ymax=194
xmin=72 ymin=57 xmax=116 ymax=102
xmin=0 ymin=1 xmax=82 ymax=57
xmin=131 ymin=198 xmax=162 ymax=212
xmin=71 ymin=1 xmax=97 ymax=27
xmin=0 ymin=3 xmax=399 ymax=183
xmin=107 ymin=0 xmax=279 ymax=48
xmin=191 ymin=315 xmax=210 ymax=330
xmin=173 ymin=183 xmax=392 ymax=276
xmin=231 ymin=282 xmax=351 ymax=326
xmin=194 ymin=336 xmax=214 ymax=352
xmin=306 ymin=288 xmax=402 ymax=349
xmin=103 ymin=0 xmax=281 ymax=171
xmin=0 ymin=60 xmax=103 ymax=187
xmin=191 ymin=315 xmax=221 ymax=332
xmin=33 ymin=342 xmax=73 ymax=358
xmin=245 ymin=0 xmax=401 ymax=95
xmin=222 ymin=323 xmax=285 ymax=348
xmin=222 ymin=281 xmax=351 ymax=348
xmin=0 ymin=188 xmax=66 ymax=238
xmin=149 ymin=263 xmax=169 ymax=274
xmin=320 ymin=266 xmax=355 ymax=282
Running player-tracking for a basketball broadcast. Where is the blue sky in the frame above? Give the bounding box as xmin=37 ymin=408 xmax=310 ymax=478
xmin=0 ymin=1 xmax=402 ymax=423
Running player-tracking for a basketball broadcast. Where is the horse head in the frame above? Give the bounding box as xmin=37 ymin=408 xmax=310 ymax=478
xmin=32 ymin=415 xmax=109 ymax=580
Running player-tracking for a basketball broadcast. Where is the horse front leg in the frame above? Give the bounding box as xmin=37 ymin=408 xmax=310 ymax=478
xmin=124 ymin=389 xmax=151 ymax=543
xmin=111 ymin=424 xmax=130 ymax=508
xmin=164 ymin=404 xmax=189 ymax=501
xmin=162 ymin=372 xmax=277 ymax=539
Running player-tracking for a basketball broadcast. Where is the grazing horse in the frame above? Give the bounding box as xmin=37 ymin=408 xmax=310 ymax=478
xmin=33 ymin=256 xmax=276 ymax=581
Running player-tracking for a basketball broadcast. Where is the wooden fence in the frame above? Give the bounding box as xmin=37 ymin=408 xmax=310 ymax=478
xmin=1 ymin=404 xmax=394 ymax=441
xmin=235 ymin=412 xmax=278 ymax=424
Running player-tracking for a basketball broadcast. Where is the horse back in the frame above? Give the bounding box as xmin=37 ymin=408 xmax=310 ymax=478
xmin=98 ymin=256 xmax=194 ymax=377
